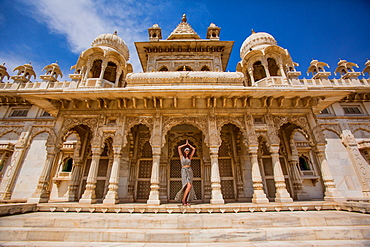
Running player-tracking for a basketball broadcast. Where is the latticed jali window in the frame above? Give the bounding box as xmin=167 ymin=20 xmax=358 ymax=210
xmin=136 ymin=134 xmax=153 ymax=201
xmin=169 ymin=158 xmax=202 ymax=201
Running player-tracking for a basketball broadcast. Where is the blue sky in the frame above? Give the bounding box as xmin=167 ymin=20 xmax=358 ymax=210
xmin=0 ymin=0 xmax=369 ymax=81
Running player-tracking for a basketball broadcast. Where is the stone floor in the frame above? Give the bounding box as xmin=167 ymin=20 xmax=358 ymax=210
xmin=0 ymin=210 xmax=369 ymax=246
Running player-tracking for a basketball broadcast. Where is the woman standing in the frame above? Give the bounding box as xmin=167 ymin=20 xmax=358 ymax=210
xmin=175 ymin=140 xmax=197 ymax=205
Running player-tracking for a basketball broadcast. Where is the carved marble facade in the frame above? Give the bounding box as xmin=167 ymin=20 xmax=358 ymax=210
xmin=0 ymin=15 xmax=369 ymax=205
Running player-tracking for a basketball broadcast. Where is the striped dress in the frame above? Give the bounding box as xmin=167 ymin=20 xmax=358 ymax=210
xmin=174 ymin=156 xmax=197 ymax=202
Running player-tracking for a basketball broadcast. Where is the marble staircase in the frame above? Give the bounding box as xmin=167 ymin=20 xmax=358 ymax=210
xmin=0 ymin=210 xmax=369 ymax=246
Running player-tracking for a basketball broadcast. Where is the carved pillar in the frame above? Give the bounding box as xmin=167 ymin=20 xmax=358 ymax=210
xmin=159 ymin=159 xmax=167 ymax=202
xmin=0 ymin=130 xmax=30 ymax=200
xmin=64 ymin=158 xmax=83 ymax=201
xmin=279 ymin=64 xmax=287 ymax=78
xmin=248 ymin=68 xmax=255 ymax=86
xmin=270 ymin=146 xmax=293 ymax=202
xmin=289 ymin=142 xmax=310 ymax=200
xmin=81 ymin=58 xmax=92 ymax=86
xmin=210 ymin=148 xmax=224 ymax=204
xmin=208 ymin=115 xmax=224 ymax=204
xmin=249 ymin=146 xmax=269 ymax=203
xmin=103 ymin=146 xmax=122 ymax=205
xmin=147 ymin=114 xmax=162 ymax=205
xmin=288 ymin=156 xmax=310 ymax=200
xmin=315 ymin=144 xmax=345 ymax=202
xmin=262 ymin=60 xmax=271 ymax=78
xmin=79 ymin=146 xmax=102 ymax=204
xmin=341 ymin=129 xmax=370 ymax=197
xmin=115 ymin=70 xmax=122 ymax=87
xmin=203 ymin=157 xmax=211 ymax=200
xmin=307 ymin=112 xmax=345 ymax=202
xmin=96 ymin=60 xmax=107 ymax=87
xmin=28 ymin=146 xmax=58 ymax=203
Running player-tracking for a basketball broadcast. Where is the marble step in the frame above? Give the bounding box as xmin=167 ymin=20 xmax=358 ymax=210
xmin=0 ymin=225 xmax=369 ymax=243
xmin=1 ymin=211 xmax=369 ymax=229
xmin=0 ymin=240 xmax=370 ymax=247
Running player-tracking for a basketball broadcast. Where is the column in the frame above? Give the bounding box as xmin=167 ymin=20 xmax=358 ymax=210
xmin=288 ymin=157 xmax=310 ymax=200
xmin=159 ymin=160 xmax=168 ymax=202
xmin=28 ymin=146 xmax=58 ymax=203
xmin=103 ymin=146 xmax=122 ymax=205
xmin=270 ymin=146 xmax=293 ymax=202
xmin=203 ymin=157 xmax=211 ymax=200
xmin=0 ymin=131 xmax=30 ymax=200
xmin=315 ymin=144 xmax=345 ymax=202
xmin=147 ymin=148 xmax=161 ymax=205
xmin=81 ymin=62 xmax=92 ymax=86
xmin=262 ymin=61 xmax=271 ymax=77
xmin=64 ymin=158 xmax=83 ymax=201
xmin=341 ymin=129 xmax=370 ymax=197
xmin=249 ymin=146 xmax=269 ymax=203
xmin=248 ymin=68 xmax=255 ymax=86
xmin=210 ymin=147 xmax=224 ymax=204
xmin=79 ymin=147 xmax=101 ymax=204
xmin=96 ymin=61 xmax=107 ymax=87
xmin=114 ymin=70 xmax=122 ymax=87
xmin=147 ymin=114 xmax=163 ymax=205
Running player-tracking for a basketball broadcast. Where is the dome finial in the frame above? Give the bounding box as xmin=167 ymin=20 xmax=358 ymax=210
xmin=114 ymin=31 xmax=118 ymax=35
xmin=251 ymin=29 xmax=256 ymax=34
xmin=182 ymin=14 xmax=187 ymax=22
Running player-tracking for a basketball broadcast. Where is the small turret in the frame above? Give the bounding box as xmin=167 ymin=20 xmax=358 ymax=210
xmin=334 ymin=59 xmax=361 ymax=79
xmin=0 ymin=63 xmax=10 ymax=82
xmin=362 ymin=60 xmax=370 ymax=77
xmin=148 ymin=24 xmax=162 ymax=41
xmin=307 ymin=60 xmax=331 ymax=79
xmin=206 ymin=23 xmax=221 ymax=41
xmin=40 ymin=62 xmax=63 ymax=82
xmin=11 ymin=62 xmax=36 ymax=83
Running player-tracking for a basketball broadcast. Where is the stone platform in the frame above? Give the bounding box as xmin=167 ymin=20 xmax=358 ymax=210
xmin=0 ymin=206 xmax=370 ymax=246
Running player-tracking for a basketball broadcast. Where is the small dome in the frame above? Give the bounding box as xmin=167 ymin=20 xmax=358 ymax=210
xmin=92 ymin=32 xmax=129 ymax=60
xmin=240 ymin=31 xmax=277 ymax=59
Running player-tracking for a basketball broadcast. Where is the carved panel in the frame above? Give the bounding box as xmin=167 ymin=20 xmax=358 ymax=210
xmin=161 ymin=116 xmax=208 ymax=146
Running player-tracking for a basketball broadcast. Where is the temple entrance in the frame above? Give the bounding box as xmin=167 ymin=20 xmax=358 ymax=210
xmin=166 ymin=124 xmax=206 ymax=203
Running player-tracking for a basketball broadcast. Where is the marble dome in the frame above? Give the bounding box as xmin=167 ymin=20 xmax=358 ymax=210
xmin=92 ymin=32 xmax=129 ymax=60
xmin=240 ymin=31 xmax=277 ymax=59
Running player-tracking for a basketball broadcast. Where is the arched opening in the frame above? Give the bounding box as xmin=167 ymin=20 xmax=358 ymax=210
xmin=0 ymin=132 xmax=19 ymax=181
xmin=353 ymin=129 xmax=370 ymax=165
xmin=103 ymin=61 xmax=117 ymax=83
xmin=165 ymin=124 xmax=204 ymax=203
xmin=49 ymin=124 xmax=92 ymax=202
xmin=128 ymin=124 xmax=152 ymax=202
xmin=89 ymin=60 xmax=102 ymax=78
xmin=62 ymin=158 xmax=73 ymax=172
xmin=176 ymin=66 xmax=193 ymax=71
xmin=267 ymin=58 xmax=279 ymax=76
xmin=218 ymin=123 xmax=245 ymax=202
xmin=253 ymin=61 xmax=266 ymax=81
xmin=200 ymin=65 xmax=210 ymax=71
xmin=159 ymin=66 xmax=169 ymax=71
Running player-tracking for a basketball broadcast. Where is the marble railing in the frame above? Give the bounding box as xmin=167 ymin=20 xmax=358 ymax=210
xmin=0 ymin=74 xmax=369 ymax=91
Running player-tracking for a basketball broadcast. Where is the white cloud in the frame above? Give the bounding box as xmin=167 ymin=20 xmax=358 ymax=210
xmin=19 ymin=0 xmax=165 ymax=72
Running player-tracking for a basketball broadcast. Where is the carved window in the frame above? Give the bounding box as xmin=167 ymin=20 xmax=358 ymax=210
xmin=62 ymin=158 xmax=73 ymax=172
xmin=320 ymin=108 xmax=331 ymax=115
xmin=267 ymin=58 xmax=279 ymax=76
xmin=253 ymin=61 xmax=266 ymax=81
xmin=41 ymin=111 xmax=51 ymax=117
xmin=10 ymin=109 xmax=29 ymax=117
xmin=103 ymin=61 xmax=117 ymax=83
xmin=159 ymin=66 xmax=169 ymax=71
xmin=299 ymin=156 xmax=311 ymax=171
xmin=342 ymin=106 xmax=363 ymax=115
xmin=90 ymin=60 xmax=102 ymax=78
xmin=200 ymin=65 xmax=210 ymax=71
